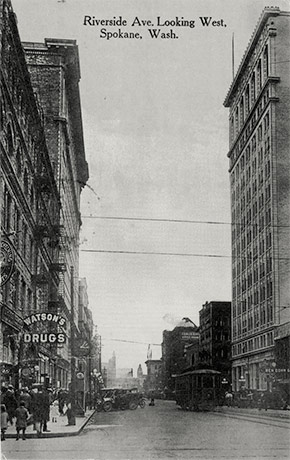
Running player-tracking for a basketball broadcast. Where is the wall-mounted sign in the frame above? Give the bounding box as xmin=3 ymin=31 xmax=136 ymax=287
xmin=1 ymin=238 xmax=15 ymax=286
xmin=24 ymin=333 xmax=66 ymax=344
xmin=1 ymin=303 xmax=23 ymax=331
xmin=23 ymin=313 xmax=66 ymax=328
xmin=76 ymin=372 xmax=84 ymax=380
xmin=181 ymin=331 xmax=199 ymax=342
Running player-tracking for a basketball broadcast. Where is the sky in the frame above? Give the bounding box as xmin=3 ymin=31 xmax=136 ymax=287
xmin=12 ymin=0 xmax=289 ymax=373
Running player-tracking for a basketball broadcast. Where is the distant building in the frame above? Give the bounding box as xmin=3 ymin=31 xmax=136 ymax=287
xmin=183 ymin=335 xmax=200 ymax=370
xmin=199 ymin=301 xmax=231 ymax=382
xmin=77 ymin=278 xmax=94 ymax=398
xmin=224 ymin=7 xmax=290 ymax=392
xmin=137 ymin=364 xmax=143 ymax=379
xmin=161 ymin=317 xmax=199 ymax=392
xmin=102 ymin=352 xmax=116 ymax=387
xmin=144 ymin=359 xmax=162 ymax=394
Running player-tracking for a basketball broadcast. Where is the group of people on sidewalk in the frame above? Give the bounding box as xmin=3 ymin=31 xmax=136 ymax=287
xmin=1 ymin=384 xmax=51 ymax=440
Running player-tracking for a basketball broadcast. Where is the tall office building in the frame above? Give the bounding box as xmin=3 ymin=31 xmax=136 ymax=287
xmin=224 ymin=8 xmax=290 ymax=392
xmin=23 ymin=39 xmax=89 ymax=385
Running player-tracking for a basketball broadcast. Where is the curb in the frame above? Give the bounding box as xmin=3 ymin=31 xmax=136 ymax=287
xmin=77 ymin=409 xmax=97 ymax=435
xmin=214 ymin=408 xmax=290 ymax=421
xmin=4 ymin=410 xmax=97 ymax=439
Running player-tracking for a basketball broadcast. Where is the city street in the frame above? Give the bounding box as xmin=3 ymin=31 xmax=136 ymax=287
xmin=2 ymin=400 xmax=290 ymax=460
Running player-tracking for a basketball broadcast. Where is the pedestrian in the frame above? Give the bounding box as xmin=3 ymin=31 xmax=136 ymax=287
xmin=225 ymin=391 xmax=233 ymax=407
xmin=30 ymin=384 xmax=43 ymax=437
xmin=2 ymin=385 xmax=18 ymax=425
xmin=149 ymin=391 xmax=155 ymax=406
xmin=58 ymin=389 xmax=66 ymax=416
xmin=19 ymin=387 xmax=31 ymax=412
xmin=42 ymin=388 xmax=51 ymax=432
xmin=1 ymin=404 xmax=8 ymax=441
xmin=15 ymin=401 xmax=29 ymax=441
xmin=65 ymin=391 xmax=76 ymax=426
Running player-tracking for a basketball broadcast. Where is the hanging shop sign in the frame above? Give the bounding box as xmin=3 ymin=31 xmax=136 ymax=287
xmin=23 ymin=312 xmax=67 ymax=344
xmin=24 ymin=332 xmax=66 ymax=344
xmin=1 ymin=238 xmax=15 ymax=286
xmin=23 ymin=313 xmax=66 ymax=328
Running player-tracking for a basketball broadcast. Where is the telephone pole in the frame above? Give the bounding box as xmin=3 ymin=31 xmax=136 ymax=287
xmin=69 ymin=265 xmax=76 ymax=425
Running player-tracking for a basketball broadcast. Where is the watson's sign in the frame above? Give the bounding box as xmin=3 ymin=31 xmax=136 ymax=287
xmin=24 ymin=313 xmax=66 ymax=327
xmin=23 ymin=312 xmax=66 ymax=344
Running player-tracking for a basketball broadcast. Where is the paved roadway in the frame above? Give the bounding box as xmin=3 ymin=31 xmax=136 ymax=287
xmin=2 ymin=400 xmax=289 ymax=460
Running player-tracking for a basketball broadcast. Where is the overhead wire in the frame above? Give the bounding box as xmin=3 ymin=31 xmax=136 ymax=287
xmin=81 ymin=215 xmax=290 ymax=228
xmin=80 ymin=248 xmax=290 ymax=261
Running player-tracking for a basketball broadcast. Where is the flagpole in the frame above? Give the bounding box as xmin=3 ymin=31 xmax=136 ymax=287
xmin=232 ymin=33 xmax=235 ymax=80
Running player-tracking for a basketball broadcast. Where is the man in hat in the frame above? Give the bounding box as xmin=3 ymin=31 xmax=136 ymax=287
xmin=2 ymin=385 xmax=18 ymax=425
xmin=30 ymin=384 xmax=43 ymax=437
xmin=19 ymin=387 xmax=31 ymax=412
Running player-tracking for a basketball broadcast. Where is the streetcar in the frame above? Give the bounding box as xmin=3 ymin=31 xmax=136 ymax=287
xmin=175 ymin=369 xmax=222 ymax=411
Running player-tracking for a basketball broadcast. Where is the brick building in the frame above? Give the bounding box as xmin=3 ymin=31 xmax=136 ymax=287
xmin=22 ymin=38 xmax=89 ymax=387
xmin=224 ymin=7 xmax=290 ymax=392
xmin=161 ymin=318 xmax=199 ymax=393
xmin=0 ymin=0 xmax=61 ymax=387
xmin=1 ymin=0 xmax=91 ymax=390
xmin=199 ymin=301 xmax=231 ymax=382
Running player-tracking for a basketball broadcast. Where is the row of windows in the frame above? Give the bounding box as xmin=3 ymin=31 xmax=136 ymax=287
xmin=232 ymin=331 xmax=274 ymax=357
xmin=1 ymin=187 xmax=35 ymax=270
xmin=232 ymin=162 xmax=271 ymax=210
xmin=230 ymin=45 xmax=269 ymax=144
xmin=233 ymin=272 xmax=273 ymax=299
xmin=233 ymin=226 xmax=272 ymax=254
xmin=233 ymin=251 xmax=272 ymax=283
xmin=233 ymin=288 xmax=273 ymax=315
xmin=1 ymin=270 xmax=33 ymax=315
xmin=231 ymin=120 xmax=270 ymax=187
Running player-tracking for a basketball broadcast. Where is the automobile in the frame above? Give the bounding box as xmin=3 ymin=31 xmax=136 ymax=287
xmin=96 ymin=388 xmax=145 ymax=411
xmin=96 ymin=388 xmax=119 ymax=412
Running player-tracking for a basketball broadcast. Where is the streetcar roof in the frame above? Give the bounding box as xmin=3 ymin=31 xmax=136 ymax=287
xmin=175 ymin=369 xmax=221 ymax=377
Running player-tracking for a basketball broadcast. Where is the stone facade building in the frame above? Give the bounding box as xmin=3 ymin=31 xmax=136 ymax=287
xmin=0 ymin=0 xmax=91 ymax=390
xmin=0 ymin=0 xmax=61 ymax=387
xmin=144 ymin=359 xmax=163 ymax=395
xmin=224 ymin=7 xmax=290 ymax=392
xmin=77 ymin=278 xmax=94 ymax=401
xmin=22 ymin=38 xmax=89 ymax=387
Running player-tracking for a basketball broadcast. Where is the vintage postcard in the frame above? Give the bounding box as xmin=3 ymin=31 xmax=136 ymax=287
xmin=1 ymin=0 xmax=290 ymax=459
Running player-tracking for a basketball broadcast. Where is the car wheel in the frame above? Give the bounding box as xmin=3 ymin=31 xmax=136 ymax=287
xmin=103 ymin=401 xmax=113 ymax=412
xmin=129 ymin=401 xmax=138 ymax=410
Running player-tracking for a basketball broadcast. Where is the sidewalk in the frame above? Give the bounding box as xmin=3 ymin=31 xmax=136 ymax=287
xmin=4 ymin=402 xmax=96 ymax=439
xmin=215 ymin=405 xmax=290 ymax=421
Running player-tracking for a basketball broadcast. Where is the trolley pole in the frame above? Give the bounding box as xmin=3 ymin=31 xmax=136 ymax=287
xmin=88 ymin=327 xmax=92 ymax=409
xmin=69 ymin=265 xmax=76 ymax=425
